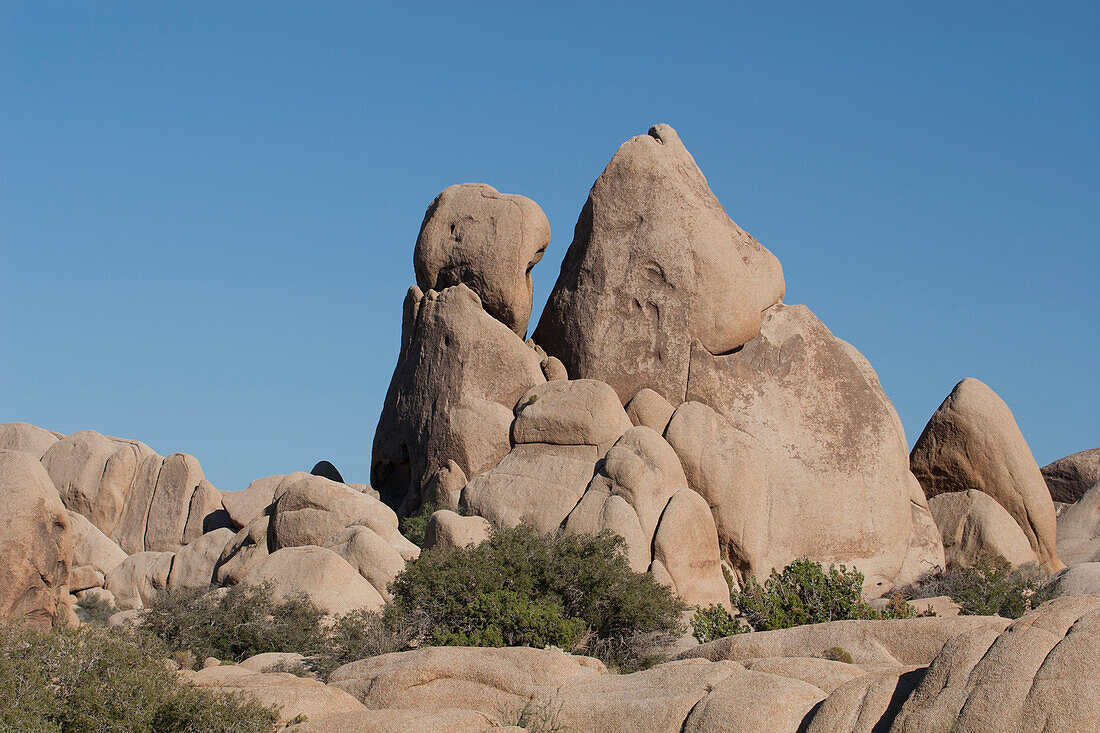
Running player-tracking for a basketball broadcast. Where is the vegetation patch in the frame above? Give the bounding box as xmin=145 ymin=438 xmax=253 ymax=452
xmin=903 ymin=554 xmax=1055 ymax=618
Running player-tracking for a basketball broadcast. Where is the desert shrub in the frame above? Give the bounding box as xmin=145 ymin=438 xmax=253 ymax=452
xmin=0 ymin=622 xmax=279 ymax=732
xmin=141 ymin=582 xmax=327 ymax=663
xmin=732 ymin=557 xmax=913 ymax=631
xmin=399 ymin=501 xmax=467 ymax=547
xmin=313 ymin=607 xmax=413 ymax=678
xmin=906 ymin=554 xmax=1055 ymax=618
xmin=501 ymin=693 xmax=566 ymax=733
xmin=74 ymin=592 xmax=115 ymax=625
xmin=389 ymin=525 xmax=685 ymax=670
xmin=823 ymin=645 xmax=854 ymax=664
xmin=690 ymin=603 xmax=747 ymax=643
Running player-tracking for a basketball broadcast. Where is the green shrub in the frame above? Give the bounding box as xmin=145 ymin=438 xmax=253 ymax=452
xmin=823 ymin=645 xmax=854 ymax=664
xmin=0 ymin=622 xmax=279 ymax=732
xmin=389 ymin=525 xmax=685 ymax=671
xmin=141 ymin=583 xmax=328 ymax=664
xmin=690 ymin=604 xmax=747 ymax=643
xmin=906 ymin=554 xmax=1055 ymax=618
xmin=74 ymin=593 xmax=115 ymax=625
xmin=313 ymin=607 xmax=412 ymax=679
xmin=399 ymin=501 xmax=467 ymax=547
xmin=732 ymin=557 xmax=913 ymax=631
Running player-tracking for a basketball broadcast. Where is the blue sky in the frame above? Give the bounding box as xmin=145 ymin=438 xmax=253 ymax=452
xmin=2 ymin=2 xmax=1097 ymax=491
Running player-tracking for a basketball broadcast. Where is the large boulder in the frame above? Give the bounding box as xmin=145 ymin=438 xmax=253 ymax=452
xmin=67 ymin=509 xmax=128 ymax=577
xmin=624 ymin=388 xmax=676 ymax=433
xmin=168 ymin=528 xmax=235 ymax=589
xmin=221 ymin=474 xmax=282 ymax=528
xmin=510 ymin=379 xmax=632 ymax=451
xmin=0 ymin=421 xmax=61 ymax=458
xmin=186 ymin=664 xmax=366 ymax=727
xmin=0 ymin=450 xmax=73 ymax=629
xmin=423 ymin=510 xmax=491 ymax=551
xmin=1052 ymin=562 xmax=1100 ymax=596
xmin=649 ymin=488 xmax=732 ymax=609
xmin=890 ymin=596 xmax=1100 ymax=732
xmin=928 ymin=490 xmax=1038 ymax=569
xmin=663 ymin=401 xmax=767 ymax=580
xmin=910 ymin=378 xmax=1064 ymax=573
xmin=413 ymin=183 xmax=550 ymax=336
xmin=105 ymin=550 xmax=174 ymax=610
xmin=286 ymin=708 xmax=499 ymax=733
xmin=1056 ymin=481 xmax=1100 ymax=564
xmin=323 ymin=525 xmax=409 ymax=601
xmin=1042 ymin=447 xmax=1100 ymax=503
xmin=802 ymin=666 xmax=926 ymax=733
xmin=214 ymin=515 xmax=271 ymax=585
xmin=372 ymin=284 xmax=545 ymax=515
xmin=686 ymin=304 xmax=942 ymax=591
xmin=533 ymin=123 xmax=784 ymax=405
xmin=679 ymin=615 xmax=1012 ymax=667
xmin=241 ymin=546 xmax=384 ymax=614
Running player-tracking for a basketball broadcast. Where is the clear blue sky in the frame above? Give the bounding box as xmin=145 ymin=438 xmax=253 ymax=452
xmin=2 ymin=2 xmax=1097 ymax=491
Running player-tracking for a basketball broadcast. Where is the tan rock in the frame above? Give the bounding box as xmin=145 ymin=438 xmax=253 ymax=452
xmin=182 ymin=479 xmax=229 ymax=545
xmin=682 ymin=668 xmax=826 ymax=733
xmin=907 ymin=596 xmax=961 ymax=617
xmin=168 ymin=528 xmax=235 ymax=589
xmin=215 ymin=515 xmax=271 ymax=585
xmin=423 ymin=510 xmax=491 ymax=551
xmin=624 ymin=388 xmax=676 ymax=433
xmin=929 ymin=489 xmax=1038 ymax=569
xmin=0 ymin=450 xmax=73 ymax=629
xmin=663 ymin=401 xmax=767 ymax=579
xmin=286 ymin=708 xmax=498 ymax=733
xmin=238 ymin=652 xmax=307 ymax=673
xmin=221 ymin=474 xmax=282 ymax=528
xmin=68 ymin=565 xmax=105 ymax=592
xmin=144 ymin=452 xmax=206 ymax=552
xmin=464 ymin=443 xmax=598 ymax=532
xmin=329 ymin=646 xmax=606 ymax=713
xmin=42 ymin=430 xmax=149 ymax=538
xmin=910 ymin=377 xmax=1064 ymax=572
xmin=891 ymin=596 xmax=1100 ymax=732
xmin=565 ymin=488 xmax=651 ymax=572
xmin=1052 ymin=562 xmax=1100 ymax=596
xmin=323 ymin=525 xmax=407 ymax=601
xmin=414 ymin=183 xmax=550 ymax=336
xmin=111 ymin=452 xmax=167 ymax=554
xmin=1041 ymin=447 xmax=1100 ymax=503
xmin=534 ymin=123 xmax=784 ymax=405
xmin=741 ymin=657 xmax=867 ymax=693
xmin=241 ymin=546 xmax=384 ymax=614
xmin=68 ymin=509 xmax=127 ymax=576
xmin=511 ymin=379 xmax=632 ymax=450
xmin=686 ymin=304 xmax=944 ymax=592
xmin=0 ymin=421 xmax=61 ymax=458
xmin=420 ymin=460 xmax=466 ymax=510
xmin=1056 ymin=481 xmax=1100 ymax=564
xmin=105 ymin=550 xmax=174 ymax=610
xmin=680 ymin=616 xmax=1012 ymax=667
xmin=372 ymin=284 xmax=545 ymax=514
xmin=802 ymin=666 xmax=926 ymax=733
xmin=188 ymin=664 xmax=365 ymax=726
xmin=650 ymin=489 xmax=731 ymax=609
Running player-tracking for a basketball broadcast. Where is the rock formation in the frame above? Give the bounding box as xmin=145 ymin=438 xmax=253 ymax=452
xmin=1041 ymin=447 xmax=1100 ymax=503
xmin=910 ymin=377 xmax=1064 ymax=572
xmin=0 ymin=450 xmax=73 ymax=629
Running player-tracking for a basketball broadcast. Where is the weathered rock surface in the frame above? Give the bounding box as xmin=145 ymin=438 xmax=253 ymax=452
xmin=242 ymin=546 xmax=384 ymax=614
xmin=890 ymin=595 xmax=1100 ymax=732
xmin=105 ymin=550 xmax=174 ymax=610
xmin=680 ymin=616 xmax=1013 ymax=667
xmin=624 ymin=388 xmax=676 ymax=433
xmin=286 ymin=708 xmax=499 ymax=733
xmin=329 ymin=646 xmax=606 ymax=713
xmin=802 ymin=665 xmax=926 ymax=733
xmin=650 ymin=488 xmax=732 ymax=609
xmin=423 ymin=510 xmax=491 ymax=551
xmin=215 ymin=515 xmax=271 ymax=585
xmin=511 ymin=378 xmax=632 ymax=450
xmin=0 ymin=450 xmax=73 ymax=629
xmin=664 ymin=401 xmax=767 ymax=579
xmin=67 ymin=509 xmax=128 ymax=577
xmin=1052 ymin=561 xmax=1100 ymax=596
xmin=534 ymin=123 xmax=784 ymax=405
xmin=221 ymin=474 xmax=281 ymax=529
xmin=680 ymin=667 xmax=827 ymax=733
xmin=414 ymin=183 xmax=550 ymax=336
xmin=323 ymin=525 xmax=408 ymax=601
xmin=168 ymin=528 xmax=235 ymax=589
xmin=463 ymin=442 xmax=598 ymax=532
xmin=0 ymin=421 xmax=61 ymax=458
xmin=372 ymin=284 xmax=545 ymax=514
xmin=741 ymin=656 xmax=867 ymax=694
xmin=1056 ymin=481 xmax=1100 ymax=564
xmin=1041 ymin=447 xmax=1100 ymax=503
xmin=186 ymin=664 xmax=366 ymax=726
xmin=929 ymin=489 xmax=1038 ymax=569
xmin=910 ymin=377 xmax=1064 ymax=573
xmin=686 ymin=304 xmax=942 ymax=591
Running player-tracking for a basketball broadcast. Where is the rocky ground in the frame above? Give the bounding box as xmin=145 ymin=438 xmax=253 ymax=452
xmin=2 ymin=123 xmax=1097 ymax=731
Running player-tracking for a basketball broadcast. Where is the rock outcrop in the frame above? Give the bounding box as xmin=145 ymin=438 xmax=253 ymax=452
xmin=534 ymin=124 xmax=784 ymax=406
xmin=687 ymin=304 xmax=942 ymax=591
xmin=928 ymin=489 xmax=1038 ymax=569
xmin=423 ymin=510 xmax=491 ymax=551
xmin=910 ymin=378 xmax=1064 ymax=572
xmin=371 ymin=284 xmax=545 ymax=515
xmin=414 ymin=183 xmax=550 ymax=336
xmin=0 ymin=450 xmax=73 ymax=629
xmin=0 ymin=421 xmax=61 ymax=458
xmin=1041 ymin=447 xmax=1100 ymax=503
xmin=1056 ymin=481 xmax=1100 ymax=564
xmin=242 ymin=546 xmax=385 ymax=614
